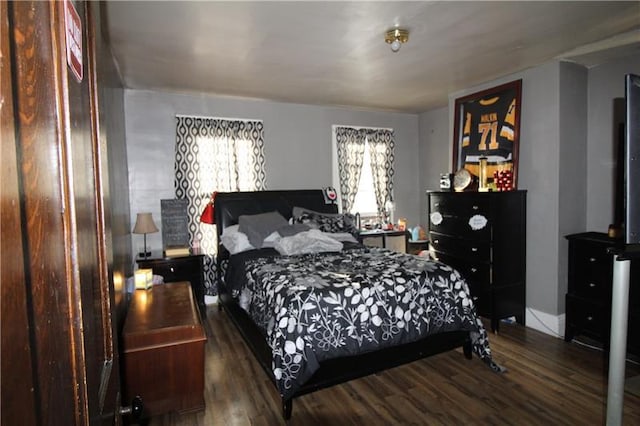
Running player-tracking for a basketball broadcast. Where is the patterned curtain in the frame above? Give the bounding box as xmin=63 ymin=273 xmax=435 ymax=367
xmin=175 ymin=116 xmax=266 ymax=296
xmin=366 ymin=129 xmax=395 ymax=217
xmin=335 ymin=127 xmax=367 ymax=213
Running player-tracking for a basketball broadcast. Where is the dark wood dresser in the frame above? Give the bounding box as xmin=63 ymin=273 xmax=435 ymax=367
xmin=136 ymin=253 xmax=205 ymax=318
xmin=427 ymin=190 xmax=527 ymax=332
xmin=122 ymin=282 xmax=206 ymax=416
xmin=564 ymin=232 xmax=639 ymax=357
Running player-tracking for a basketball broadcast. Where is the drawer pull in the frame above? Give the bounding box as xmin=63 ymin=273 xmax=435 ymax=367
xmin=471 ymin=247 xmax=478 ymax=252
xmin=471 ymin=267 xmax=477 ymax=273
xmin=589 ymin=283 xmax=596 ymax=288
xmin=589 ymin=257 xmax=596 ymax=262
xmin=170 ymin=267 xmax=175 ymax=273
xmin=587 ymin=316 xmax=593 ymax=321
xmin=472 ymin=205 xmax=479 ymax=210
xmin=434 ymin=202 xmax=440 ymax=207
xmin=433 ymin=239 xmax=439 ymax=244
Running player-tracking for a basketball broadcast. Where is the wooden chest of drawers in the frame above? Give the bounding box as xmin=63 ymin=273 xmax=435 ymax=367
xmin=427 ymin=190 xmax=527 ymax=332
xmin=564 ymin=232 xmax=639 ymax=357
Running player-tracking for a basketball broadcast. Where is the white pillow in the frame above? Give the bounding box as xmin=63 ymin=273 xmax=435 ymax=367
xmin=221 ymin=225 xmax=255 ymax=254
xmin=322 ymin=231 xmax=359 ymax=244
xmin=262 ymin=231 xmax=281 ymax=248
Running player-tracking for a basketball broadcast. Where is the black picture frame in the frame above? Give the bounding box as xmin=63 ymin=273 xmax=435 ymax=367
xmin=452 ymin=79 xmax=522 ymax=189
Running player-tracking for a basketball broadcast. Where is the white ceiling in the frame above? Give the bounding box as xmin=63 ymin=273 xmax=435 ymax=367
xmin=104 ymin=1 xmax=640 ymax=113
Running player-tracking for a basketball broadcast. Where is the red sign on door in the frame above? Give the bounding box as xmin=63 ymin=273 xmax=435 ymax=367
xmin=65 ymin=0 xmax=83 ymax=83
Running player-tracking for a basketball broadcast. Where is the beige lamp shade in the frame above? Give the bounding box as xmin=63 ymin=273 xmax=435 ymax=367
xmin=133 ymin=213 xmax=158 ymax=258
xmin=132 ymin=213 xmax=159 ymax=234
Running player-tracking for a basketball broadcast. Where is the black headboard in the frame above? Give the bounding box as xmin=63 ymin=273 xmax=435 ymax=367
xmin=214 ymin=189 xmax=339 ymax=259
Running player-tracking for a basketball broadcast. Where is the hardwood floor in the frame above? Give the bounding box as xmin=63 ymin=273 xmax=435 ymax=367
xmin=146 ymin=305 xmax=640 ymax=425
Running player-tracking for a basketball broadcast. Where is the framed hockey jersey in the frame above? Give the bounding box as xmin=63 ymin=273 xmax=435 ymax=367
xmin=452 ymin=79 xmax=522 ymax=190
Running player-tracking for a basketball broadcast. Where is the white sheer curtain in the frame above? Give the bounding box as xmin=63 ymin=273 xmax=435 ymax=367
xmin=335 ymin=126 xmax=395 ymax=217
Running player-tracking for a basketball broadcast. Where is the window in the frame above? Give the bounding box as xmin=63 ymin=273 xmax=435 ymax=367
xmin=175 ymin=116 xmax=266 ymax=295
xmin=333 ymin=126 xmax=395 ymax=222
xmin=350 ymin=138 xmax=378 ymax=219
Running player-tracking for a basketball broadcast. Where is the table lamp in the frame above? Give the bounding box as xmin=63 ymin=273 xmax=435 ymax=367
xmin=132 ymin=212 xmax=159 ymax=258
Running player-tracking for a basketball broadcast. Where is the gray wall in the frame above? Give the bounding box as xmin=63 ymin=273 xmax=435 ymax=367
xmin=557 ymin=62 xmax=588 ymax=313
xmin=587 ymin=55 xmax=640 ymax=231
xmin=418 ymin=105 xmax=449 ymax=198
xmin=125 ymin=90 xmax=420 ymax=253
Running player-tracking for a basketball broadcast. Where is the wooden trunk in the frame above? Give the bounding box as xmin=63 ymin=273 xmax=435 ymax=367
xmin=123 ymin=282 xmax=206 ymax=416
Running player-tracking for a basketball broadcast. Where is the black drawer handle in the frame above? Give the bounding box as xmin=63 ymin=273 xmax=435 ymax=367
xmin=433 ymin=239 xmax=439 ymax=244
xmin=589 ymin=283 xmax=596 ymax=288
xmin=589 ymin=257 xmax=596 ymax=262
xmin=471 ymin=247 xmax=478 ymax=252
xmin=587 ymin=316 xmax=593 ymax=321
xmin=170 ymin=267 xmax=175 ymax=273
xmin=472 ymin=205 xmax=479 ymax=210
xmin=471 ymin=267 xmax=477 ymax=273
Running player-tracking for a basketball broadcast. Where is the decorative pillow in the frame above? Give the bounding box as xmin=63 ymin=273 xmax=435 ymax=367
xmin=220 ymin=225 xmax=255 ymax=254
xmin=277 ymin=223 xmax=311 ymax=237
xmin=238 ymin=211 xmax=289 ymax=248
xmin=292 ymin=207 xmax=359 ymax=236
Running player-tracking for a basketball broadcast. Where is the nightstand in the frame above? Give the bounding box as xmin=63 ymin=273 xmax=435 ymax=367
xmin=407 ymin=240 xmax=429 ymax=255
xmin=136 ymin=252 xmax=206 ymax=318
xmin=564 ymin=232 xmax=639 ymax=357
xmin=359 ymin=229 xmax=409 ymax=253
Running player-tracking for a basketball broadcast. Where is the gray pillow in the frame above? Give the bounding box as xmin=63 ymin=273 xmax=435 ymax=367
xmin=238 ymin=211 xmax=288 ymax=248
xmin=277 ymin=223 xmax=311 ymax=237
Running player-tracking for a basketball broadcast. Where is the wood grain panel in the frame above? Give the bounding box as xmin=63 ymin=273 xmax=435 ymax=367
xmin=0 ymin=1 xmax=38 ymax=424
xmin=10 ymin=2 xmax=82 ymax=423
xmin=6 ymin=1 xmax=128 ymax=424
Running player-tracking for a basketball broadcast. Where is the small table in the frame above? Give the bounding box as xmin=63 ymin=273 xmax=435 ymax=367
xmin=136 ymin=252 xmax=206 ymax=318
xmin=407 ymin=239 xmax=429 ymax=255
xmin=122 ymin=282 xmax=206 ymax=416
xmin=359 ymin=229 xmax=409 ymax=253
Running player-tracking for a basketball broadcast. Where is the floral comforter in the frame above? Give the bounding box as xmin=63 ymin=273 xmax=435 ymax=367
xmin=228 ymin=247 xmax=501 ymax=399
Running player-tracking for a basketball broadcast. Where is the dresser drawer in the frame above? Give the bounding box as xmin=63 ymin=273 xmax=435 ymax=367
xmin=572 ymin=240 xmax=613 ymax=286
xmin=430 ymin=251 xmax=490 ymax=292
xmin=428 ymin=215 xmax=491 ymax=241
xmin=429 ymin=232 xmax=490 ymax=262
xmin=571 ymin=276 xmax=611 ymax=301
xmin=429 ymin=194 xmax=490 ymax=218
xmin=566 ymin=295 xmax=608 ymax=339
xmin=143 ymin=257 xmax=200 ymax=281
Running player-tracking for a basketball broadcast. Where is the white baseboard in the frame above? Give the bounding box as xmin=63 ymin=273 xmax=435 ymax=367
xmin=204 ymin=295 xmax=218 ymax=305
xmin=525 ymin=308 xmax=565 ymax=339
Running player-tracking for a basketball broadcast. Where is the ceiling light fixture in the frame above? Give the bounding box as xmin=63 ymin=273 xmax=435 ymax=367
xmin=385 ymin=28 xmax=409 ymax=52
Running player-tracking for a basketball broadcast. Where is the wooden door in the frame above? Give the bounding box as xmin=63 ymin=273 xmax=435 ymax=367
xmin=1 ymin=1 xmax=132 ymax=424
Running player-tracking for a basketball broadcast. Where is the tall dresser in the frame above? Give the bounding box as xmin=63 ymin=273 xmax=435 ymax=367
xmin=427 ymin=190 xmax=527 ymax=332
xmin=564 ymin=232 xmax=639 ymax=357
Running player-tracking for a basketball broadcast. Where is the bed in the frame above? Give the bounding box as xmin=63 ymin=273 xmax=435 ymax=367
xmin=214 ymin=189 xmax=502 ymax=420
